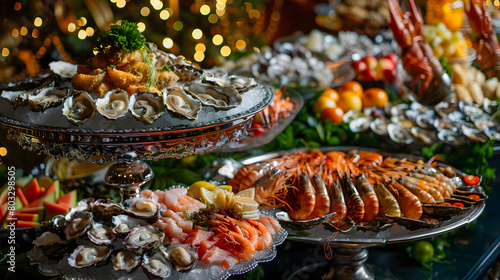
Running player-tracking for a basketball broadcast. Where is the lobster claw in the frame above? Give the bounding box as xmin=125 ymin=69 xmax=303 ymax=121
xmin=388 ymin=0 xmax=412 ymax=49
xmin=409 ymin=0 xmax=424 ymax=37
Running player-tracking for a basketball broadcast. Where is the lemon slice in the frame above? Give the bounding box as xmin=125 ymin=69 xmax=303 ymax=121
xmin=200 ymin=186 xmax=217 ymax=205
xmin=215 ymin=184 xmax=232 ymax=192
xmin=235 ymin=188 xmax=255 ymax=200
xmin=214 ymin=188 xmax=235 ymax=208
xmin=233 ymin=197 xmax=259 ymax=213
xmin=240 ymin=210 xmax=260 ymax=220
xmin=187 ymin=181 xmax=216 ymax=199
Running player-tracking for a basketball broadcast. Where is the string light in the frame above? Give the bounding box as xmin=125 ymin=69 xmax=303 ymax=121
xmin=160 ymin=10 xmax=170 ymax=20
xmin=192 ymin=28 xmax=203 ymax=40
xmin=12 ymin=29 xmax=19 ymax=37
xmin=163 ymin=37 xmax=174 ymax=49
xmin=137 ymin=22 xmax=146 ymax=32
xmin=34 ymin=17 xmax=43 ymax=27
xmin=141 ymin=7 xmax=150 ymax=17
xmin=1 ymin=48 xmax=9 ymax=57
xmin=220 ymin=46 xmax=231 ymax=57
xmin=67 ymin=23 xmax=76 ymax=32
xmin=78 ymin=29 xmax=86 ymax=40
xmin=212 ymin=34 xmax=223 ymax=45
xmin=200 ymin=5 xmax=210 ymax=15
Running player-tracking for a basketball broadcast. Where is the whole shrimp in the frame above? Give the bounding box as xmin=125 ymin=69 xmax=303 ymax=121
xmin=287 ymin=170 xmax=316 ymax=220
xmin=325 ymin=172 xmax=347 ymax=223
xmin=307 ymin=174 xmax=331 ymax=219
xmin=403 ymin=175 xmax=444 ymax=202
xmin=408 ymin=171 xmax=452 ymax=197
xmin=373 ymin=180 xmax=401 ymax=218
xmin=397 ymin=176 xmax=436 ymax=204
xmin=354 ymin=173 xmax=380 ymax=222
xmin=339 ymin=165 xmax=365 ymax=223
xmin=388 ymin=180 xmax=423 ymax=220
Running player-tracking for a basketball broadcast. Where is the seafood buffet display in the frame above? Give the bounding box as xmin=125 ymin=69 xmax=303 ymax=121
xmin=342 ymin=98 xmax=500 ymax=147
xmin=227 ymin=149 xmax=486 ymax=232
xmin=28 ymin=186 xmax=286 ymax=279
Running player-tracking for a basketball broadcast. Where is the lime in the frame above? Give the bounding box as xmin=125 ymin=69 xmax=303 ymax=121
xmin=411 ymin=240 xmax=434 ymax=263
xmin=235 ymin=188 xmax=255 ymax=200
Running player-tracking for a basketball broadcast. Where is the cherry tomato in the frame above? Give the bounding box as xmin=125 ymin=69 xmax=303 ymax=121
xmin=250 ymin=123 xmax=265 ymax=138
xmin=320 ymin=107 xmax=344 ymax=124
xmin=464 ymin=175 xmax=481 ymax=186
xmin=438 ymin=202 xmax=452 ymax=206
xmin=452 ymin=202 xmax=465 ymax=208
xmin=411 ymin=240 xmax=434 ymax=263
xmin=467 ymin=194 xmax=481 ymax=201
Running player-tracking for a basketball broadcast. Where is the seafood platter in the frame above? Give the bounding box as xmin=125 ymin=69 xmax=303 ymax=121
xmin=0 ymin=23 xmax=274 ymax=162
xmin=221 ymin=147 xmax=486 ymax=244
xmin=215 ymin=87 xmax=304 ymax=152
xmin=27 ymin=185 xmax=287 ymax=280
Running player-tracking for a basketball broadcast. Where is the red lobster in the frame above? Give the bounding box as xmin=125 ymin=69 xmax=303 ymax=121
xmin=465 ymin=0 xmax=500 ymax=79
xmin=388 ymin=0 xmax=452 ymax=105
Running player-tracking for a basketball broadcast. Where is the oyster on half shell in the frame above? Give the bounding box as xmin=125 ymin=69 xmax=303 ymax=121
xmin=62 ymin=91 xmax=96 ymax=125
xmin=129 ymin=91 xmax=165 ymax=124
xmin=49 ymin=61 xmax=78 ymax=79
xmin=64 ymin=211 xmax=93 ymax=240
xmin=141 ymin=250 xmax=172 ymax=278
xmin=96 ymin=89 xmax=129 ymax=120
xmin=123 ymin=197 xmax=161 ymax=223
xmin=112 ymin=214 xmax=149 ymax=237
xmin=87 ymin=223 xmax=116 ymax=245
xmin=164 ymin=244 xmax=198 ymax=272
xmin=184 ymin=81 xmax=242 ymax=110
xmin=26 ymin=84 xmax=70 ymax=111
xmin=68 ymin=245 xmax=111 ymax=268
xmin=124 ymin=225 xmax=164 ymax=253
xmin=32 ymin=232 xmax=76 ymax=259
xmin=112 ymin=249 xmax=142 ymax=273
xmin=163 ymin=88 xmax=202 ymax=120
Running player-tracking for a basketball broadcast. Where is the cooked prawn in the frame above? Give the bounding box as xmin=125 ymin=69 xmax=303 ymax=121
xmin=389 ymin=181 xmax=423 ymax=220
xmin=287 ymin=171 xmax=316 ymax=220
xmin=354 ymin=173 xmax=379 ymax=222
xmin=373 ymin=180 xmax=401 ymax=218
xmin=307 ymin=174 xmax=331 ymax=219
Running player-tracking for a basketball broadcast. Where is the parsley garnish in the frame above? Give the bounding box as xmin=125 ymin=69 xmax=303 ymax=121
xmin=109 ymin=65 xmax=115 ymax=69
xmin=162 ymin=65 xmax=171 ymax=72
xmin=94 ymin=20 xmax=146 ymax=53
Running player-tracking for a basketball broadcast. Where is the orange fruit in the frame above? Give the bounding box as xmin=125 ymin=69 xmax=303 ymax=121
xmin=337 ymin=93 xmax=363 ymax=112
xmin=320 ymin=88 xmax=340 ymax=102
xmin=320 ymin=106 xmax=344 ymax=124
xmin=338 ymin=81 xmax=363 ymax=96
xmin=362 ymin=88 xmax=389 ymax=108
xmin=313 ymin=96 xmax=336 ymax=114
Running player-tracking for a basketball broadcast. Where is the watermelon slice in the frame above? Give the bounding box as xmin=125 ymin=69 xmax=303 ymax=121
xmin=18 ymin=206 xmax=44 ymax=215
xmin=27 ymin=191 xmax=56 ymax=208
xmin=22 ymin=178 xmax=41 ymax=202
xmin=16 ymin=220 xmax=40 ymax=228
xmin=15 ymin=189 xmax=29 ymax=207
xmin=13 ymin=213 xmax=39 ymax=222
xmin=56 ymin=190 xmax=78 ymax=209
xmin=43 ymin=180 xmax=60 ymax=199
xmin=0 ymin=183 xmax=9 ymax=205
xmin=0 ymin=204 xmax=7 ymax=224
xmin=44 ymin=200 xmax=69 ymax=220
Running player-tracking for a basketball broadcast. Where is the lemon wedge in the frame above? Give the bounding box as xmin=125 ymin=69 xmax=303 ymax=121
xmin=200 ymin=186 xmax=217 ymax=205
xmin=214 ymin=188 xmax=235 ymax=208
xmin=233 ymin=197 xmax=259 ymax=213
xmin=215 ymin=184 xmax=232 ymax=192
xmin=240 ymin=209 xmax=260 ymax=220
xmin=187 ymin=181 xmax=216 ymax=199
xmin=235 ymin=188 xmax=255 ymax=200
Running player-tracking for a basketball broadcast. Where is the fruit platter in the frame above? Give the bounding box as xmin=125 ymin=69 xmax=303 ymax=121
xmin=25 ymin=184 xmax=286 ymax=280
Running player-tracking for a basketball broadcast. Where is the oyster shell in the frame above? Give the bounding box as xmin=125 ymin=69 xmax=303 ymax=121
xmin=170 ymin=63 xmax=203 ymax=83
xmin=91 ymin=198 xmax=125 ymax=222
xmin=124 ymin=225 xmax=165 ymax=253
xmin=123 ymin=197 xmax=161 ymax=223
xmin=32 ymin=231 xmax=76 ymax=259
xmin=62 ymin=91 xmax=96 ymax=125
xmin=141 ymin=250 xmax=172 ymax=278
xmin=227 ymin=75 xmax=258 ymax=93
xmin=129 ymin=91 xmax=165 ymax=124
xmin=410 ymin=126 xmax=437 ymax=146
xmin=68 ymin=245 xmax=111 ymax=268
xmin=184 ymin=81 xmax=242 ymax=110
xmin=112 ymin=214 xmax=149 ymax=237
xmin=387 ymin=123 xmax=414 ymax=145
xmin=88 ymin=223 xmax=116 ymax=245
xmin=96 ymin=89 xmax=129 ymax=120
xmin=27 ymin=84 xmax=70 ymax=111
xmin=49 ymin=61 xmax=78 ymax=79
xmin=64 ymin=211 xmax=93 ymax=240
xmin=112 ymin=249 xmax=142 ymax=273
xmin=163 ymin=88 xmax=202 ymax=120
xmin=164 ymin=244 xmax=198 ymax=271
xmin=0 ymin=74 xmax=56 ymax=107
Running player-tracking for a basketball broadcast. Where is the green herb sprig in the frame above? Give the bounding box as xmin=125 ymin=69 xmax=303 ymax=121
xmin=94 ymin=20 xmax=146 ymax=53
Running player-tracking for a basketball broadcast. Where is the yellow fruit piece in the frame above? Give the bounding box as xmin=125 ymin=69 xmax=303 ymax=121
xmin=214 ymin=188 xmax=236 ymax=208
xmin=215 ymin=185 xmax=232 ymax=192
xmin=313 ymin=96 xmax=336 ymax=114
xmin=320 ymin=88 xmax=340 ymax=102
xmin=233 ymin=197 xmax=259 ymax=213
xmin=235 ymin=188 xmax=255 ymax=200
xmin=200 ymin=187 xmax=217 ymax=205
xmin=337 ymin=93 xmax=363 ymax=112
xmin=187 ymin=181 xmax=216 ymax=199
xmin=240 ymin=209 xmax=260 ymax=220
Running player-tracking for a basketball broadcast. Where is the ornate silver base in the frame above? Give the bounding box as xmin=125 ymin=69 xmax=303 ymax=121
xmin=104 ymin=158 xmax=153 ymax=202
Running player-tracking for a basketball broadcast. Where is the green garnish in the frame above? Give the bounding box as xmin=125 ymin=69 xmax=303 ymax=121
xmin=109 ymin=65 xmax=115 ymax=69
xmin=162 ymin=65 xmax=171 ymax=72
xmin=141 ymin=46 xmax=158 ymax=89
xmin=95 ymin=20 xmax=146 ymax=52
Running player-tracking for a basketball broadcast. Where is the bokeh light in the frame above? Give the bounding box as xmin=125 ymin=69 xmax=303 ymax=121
xmin=67 ymin=23 xmax=76 ymax=32
xmin=141 ymin=7 xmax=150 ymax=17
xmin=2 ymin=48 xmax=9 ymax=57
xmin=194 ymin=51 xmax=205 ymax=62
xmin=12 ymin=29 xmax=19 ymax=37
xmin=220 ymin=46 xmax=231 ymax=57
xmin=163 ymin=37 xmax=174 ymax=49
xmin=78 ymin=29 xmax=86 ymax=39
xmin=137 ymin=22 xmax=146 ymax=32
xmin=195 ymin=43 xmax=206 ymax=52
xmin=173 ymin=21 xmax=183 ymax=31
xmin=212 ymin=34 xmax=223 ymax=45
xmin=34 ymin=17 xmax=43 ymax=27
xmin=20 ymin=27 xmax=28 ymax=36
xmin=160 ymin=10 xmax=170 ymax=20
xmin=86 ymin=27 xmax=94 ymax=36
xmin=200 ymin=5 xmax=210 ymax=15
xmin=192 ymin=28 xmax=203 ymax=40
xmin=236 ymin=39 xmax=246 ymax=50
xmin=0 ymin=147 xmax=7 ymax=157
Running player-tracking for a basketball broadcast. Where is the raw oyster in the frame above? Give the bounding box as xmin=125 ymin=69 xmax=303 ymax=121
xmin=123 ymin=197 xmax=160 ymax=223
xmin=163 ymin=88 xmax=202 ymax=120
xmin=68 ymin=245 xmax=111 ymax=268
xmin=62 ymin=91 xmax=96 ymax=125
xmin=410 ymin=127 xmax=437 ymax=146
xmin=91 ymin=198 xmax=125 ymax=222
xmin=169 ymin=62 xmax=203 ymax=83
xmin=112 ymin=214 xmax=149 ymax=237
xmin=370 ymin=118 xmax=390 ymax=136
xmin=112 ymin=249 xmax=142 ymax=273
xmin=124 ymin=225 xmax=165 ymax=253
xmin=49 ymin=61 xmax=78 ymax=79
xmin=32 ymin=232 xmax=76 ymax=259
xmin=66 ymin=198 xmax=93 ymax=220
xmin=26 ymin=84 xmax=70 ymax=111
xmin=141 ymin=250 xmax=172 ymax=278
xmin=96 ymin=89 xmax=129 ymax=120
xmin=228 ymin=75 xmax=258 ymax=93
xmin=64 ymin=211 xmax=93 ymax=240
xmin=129 ymin=91 xmax=165 ymax=124
xmin=462 ymin=122 xmax=489 ymax=143
xmin=349 ymin=117 xmax=370 ymax=133
xmin=184 ymin=81 xmax=242 ymax=109
xmin=0 ymin=74 xmax=56 ymax=107
xmin=87 ymin=223 xmax=116 ymax=245
xmin=164 ymin=244 xmax=198 ymax=271
xmin=387 ymin=123 xmax=414 ymax=145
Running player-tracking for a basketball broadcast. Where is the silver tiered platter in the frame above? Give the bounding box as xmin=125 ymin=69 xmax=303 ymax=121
xmin=228 ymin=147 xmax=486 ymax=280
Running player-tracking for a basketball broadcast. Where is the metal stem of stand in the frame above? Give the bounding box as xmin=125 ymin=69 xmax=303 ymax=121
xmin=104 ymin=153 xmax=153 ymax=202
xmin=323 ymin=245 xmax=373 ymax=280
